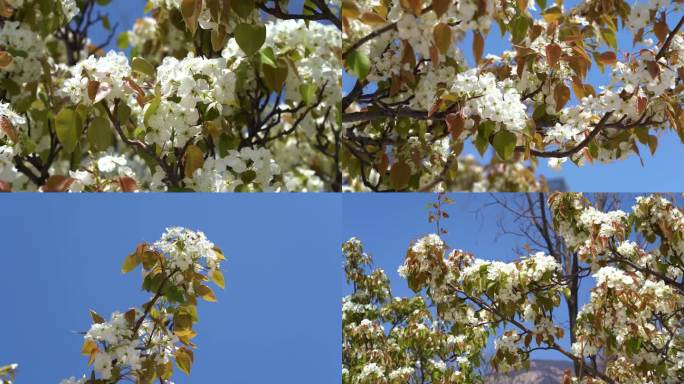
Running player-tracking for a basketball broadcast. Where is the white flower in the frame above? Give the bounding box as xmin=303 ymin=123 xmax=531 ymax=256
xmin=97 ymin=154 xmax=127 ymax=173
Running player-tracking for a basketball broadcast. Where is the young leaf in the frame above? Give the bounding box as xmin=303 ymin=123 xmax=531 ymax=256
xmin=132 ymin=57 xmax=155 ymax=77
xmin=211 ymin=269 xmax=225 ymax=289
xmin=234 ymin=23 xmax=266 ymax=56
xmin=55 ymin=108 xmax=82 ymax=154
xmin=345 ymin=50 xmax=370 ymax=80
xmin=87 ymin=116 xmax=112 ymax=151
xmin=390 ymin=161 xmax=411 ymax=190
xmin=492 ymin=130 xmax=517 ymax=160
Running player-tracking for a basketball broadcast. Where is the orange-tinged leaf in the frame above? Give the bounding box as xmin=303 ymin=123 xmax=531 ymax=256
xmin=0 ymin=51 xmax=13 ymax=69
xmin=433 ymin=23 xmax=452 ymax=54
xmin=81 ymin=340 xmax=98 ymax=356
xmin=597 ymin=51 xmax=617 ymax=65
xmin=432 ymin=0 xmax=450 ymax=17
xmin=196 ymin=285 xmax=217 ymax=302
xmin=184 ymin=144 xmax=205 ymax=178
xmin=473 ymin=31 xmax=484 ymax=65
xmin=554 ymin=83 xmax=570 ymax=112
xmin=0 ymin=115 xmax=18 ymax=143
xmin=359 ymin=12 xmax=386 ymax=26
xmin=117 ymin=176 xmax=138 ymax=192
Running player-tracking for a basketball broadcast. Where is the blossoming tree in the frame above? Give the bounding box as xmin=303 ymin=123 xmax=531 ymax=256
xmin=0 ymin=364 xmax=17 ymax=384
xmin=342 ymin=0 xmax=684 ymax=191
xmin=0 ymin=0 xmax=341 ymax=191
xmin=57 ymin=227 xmax=226 ymax=383
xmin=342 ymin=193 xmax=684 ymax=383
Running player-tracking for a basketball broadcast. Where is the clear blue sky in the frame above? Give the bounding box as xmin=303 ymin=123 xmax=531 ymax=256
xmin=0 ymin=194 xmax=341 ymax=383
xmin=341 ymin=1 xmax=684 ymax=191
xmin=341 ymin=193 xmax=661 ymax=362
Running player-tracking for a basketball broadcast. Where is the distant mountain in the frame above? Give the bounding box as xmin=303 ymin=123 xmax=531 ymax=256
xmin=484 ymin=360 xmax=573 ymax=384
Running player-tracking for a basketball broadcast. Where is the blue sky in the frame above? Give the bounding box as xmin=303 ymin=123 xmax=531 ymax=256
xmin=341 ymin=192 xmax=659 ymax=362
xmin=0 ymin=194 xmax=341 ymax=383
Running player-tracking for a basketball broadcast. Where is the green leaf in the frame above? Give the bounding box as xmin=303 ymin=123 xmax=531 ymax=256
xmin=234 ymin=23 xmax=266 ymax=56
xmin=262 ymin=58 xmax=288 ymax=92
xmin=122 ymin=252 xmax=141 ymax=273
xmin=345 ymin=50 xmax=370 ymax=80
xmin=175 ymin=348 xmax=193 ymax=375
xmin=144 ymin=94 xmax=161 ymax=127
xmin=231 ymin=0 xmax=254 ymax=18
xmin=492 ymin=130 xmax=517 ymax=160
xmin=259 ymin=47 xmax=277 ymax=68
xmin=55 ymin=108 xmax=82 ymax=154
xmin=299 ymin=83 xmax=317 ymax=105
xmin=132 ymin=57 xmax=155 ymax=77
xmin=510 ymin=15 xmax=530 ymax=44
xmin=87 ymin=116 xmax=112 ymax=151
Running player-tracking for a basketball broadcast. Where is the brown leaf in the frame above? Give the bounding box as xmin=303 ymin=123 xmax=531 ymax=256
xmin=645 ymin=60 xmax=660 ymax=79
xmin=432 ymin=0 xmax=450 ymax=17
xmin=554 ymin=83 xmax=570 ymax=112
xmin=118 ymin=176 xmax=138 ymax=192
xmin=654 ymin=16 xmax=669 ymax=44
xmin=374 ymin=152 xmax=389 ymax=174
xmin=389 ymin=74 xmax=402 ymax=97
xmin=433 ymin=23 xmax=452 ymax=54
xmin=87 ymin=80 xmax=101 ymax=102
xmin=545 ymin=43 xmax=561 ymax=68
xmin=446 ymin=113 xmax=465 ymax=140
xmin=0 ymin=0 xmax=14 ymax=18
xmin=390 ymin=161 xmax=411 ymax=190
xmin=0 ymin=180 xmax=10 ymax=192
xmin=597 ymin=51 xmax=617 ymax=65
xmin=43 ymin=175 xmax=76 ymax=192
xmin=0 ymin=51 xmax=13 ymax=69
xmin=359 ymin=12 xmax=386 ymax=26
xmin=473 ymin=31 xmax=484 ymax=65
xmin=0 ymin=116 xmax=18 ymax=143
xmin=429 ymin=44 xmax=440 ymax=69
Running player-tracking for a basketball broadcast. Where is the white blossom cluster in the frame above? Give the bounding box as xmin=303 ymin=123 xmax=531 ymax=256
xmin=184 ymin=147 xmax=280 ymax=192
xmin=59 ymin=51 xmax=132 ymax=105
xmin=626 ymin=0 xmax=670 ymax=32
xmin=450 ymin=70 xmax=528 ymax=134
xmin=152 ymin=227 xmax=222 ymax=275
xmin=84 ymin=310 xmax=143 ymax=379
xmin=0 ymin=21 xmax=45 ymax=85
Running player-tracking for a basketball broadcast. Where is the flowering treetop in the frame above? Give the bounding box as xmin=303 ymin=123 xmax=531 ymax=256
xmin=343 ymin=193 xmax=684 ymax=383
xmin=0 ymin=0 xmax=341 ymax=191
xmin=59 ymin=227 xmax=226 ymax=383
xmin=0 ymin=364 xmax=17 ymax=384
xmin=342 ymin=0 xmax=684 ymax=191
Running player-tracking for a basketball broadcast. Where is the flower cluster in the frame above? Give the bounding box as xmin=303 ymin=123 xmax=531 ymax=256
xmin=63 ymin=228 xmax=226 ymax=382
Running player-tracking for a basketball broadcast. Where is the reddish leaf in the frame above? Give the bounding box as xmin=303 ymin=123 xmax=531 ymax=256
xmin=0 ymin=180 xmax=10 ymax=192
xmin=0 ymin=115 xmax=18 ymax=143
xmin=545 ymin=43 xmax=561 ymax=68
xmin=43 ymin=175 xmax=76 ymax=192
xmin=446 ymin=113 xmax=465 ymax=140
xmin=118 ymin=176 xmax=138 ymax=192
